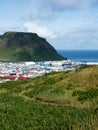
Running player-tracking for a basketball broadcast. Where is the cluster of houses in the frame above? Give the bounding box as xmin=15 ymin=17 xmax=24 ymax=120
xmin=0 ymin=60 xmax=84 ymax=83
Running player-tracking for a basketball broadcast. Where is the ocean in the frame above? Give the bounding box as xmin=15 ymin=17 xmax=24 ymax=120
xmin=58 ymin=50 xmax=98 ymax=62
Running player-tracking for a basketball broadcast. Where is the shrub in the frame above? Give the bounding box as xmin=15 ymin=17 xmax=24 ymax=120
xmin=72 ymin=88 xmax=98 ymax=101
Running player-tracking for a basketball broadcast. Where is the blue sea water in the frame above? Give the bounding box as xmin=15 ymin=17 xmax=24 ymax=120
xmin=58 ymin=50 xmax=98 ymax=62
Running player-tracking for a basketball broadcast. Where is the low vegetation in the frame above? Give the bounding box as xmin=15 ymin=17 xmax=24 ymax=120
xmin=0 ymin=65 xmax=98 ymax=130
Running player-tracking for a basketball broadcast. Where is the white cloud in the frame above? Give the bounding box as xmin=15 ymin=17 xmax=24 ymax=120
xmin=23 ymin=22 xmax=57 ymax=39
xmin=54 ymin=24 xmax=98 ymax=50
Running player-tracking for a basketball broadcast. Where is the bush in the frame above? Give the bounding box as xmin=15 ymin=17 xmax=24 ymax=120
xmin=72 ymin=88 xmax=98 ymax=101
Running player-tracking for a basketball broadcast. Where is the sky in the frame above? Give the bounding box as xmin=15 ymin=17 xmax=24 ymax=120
xmin=0 ymin=0 xmax=98 ymax=50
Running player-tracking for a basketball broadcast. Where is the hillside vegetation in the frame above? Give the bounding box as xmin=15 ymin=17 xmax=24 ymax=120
xmin=0 ymin=32 xmax=65 ymax=61
xmin=0 ymin=65 xmax=98 ymax=130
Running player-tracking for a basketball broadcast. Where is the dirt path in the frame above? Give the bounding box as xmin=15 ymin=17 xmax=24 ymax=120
xmin=17 ymin=88 xmax=34 ymax=101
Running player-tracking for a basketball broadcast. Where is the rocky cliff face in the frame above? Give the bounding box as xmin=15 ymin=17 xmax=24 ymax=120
xmin=0 ymin=32 xmax=66 ymax=61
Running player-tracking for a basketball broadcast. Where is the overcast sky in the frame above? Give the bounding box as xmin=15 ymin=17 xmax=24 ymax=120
xmin=0 ymin=0 xmax=98 ymax=50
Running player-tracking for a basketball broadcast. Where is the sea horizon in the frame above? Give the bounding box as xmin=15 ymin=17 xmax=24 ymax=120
xmin=57 ymin=50 xmax=98 ymax=62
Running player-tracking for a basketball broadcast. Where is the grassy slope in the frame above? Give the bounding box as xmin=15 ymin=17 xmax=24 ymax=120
xmin=0 ymin=49 xmax=14 ymax=61
xmin=0 ymin=65 xmax=98 ymax=130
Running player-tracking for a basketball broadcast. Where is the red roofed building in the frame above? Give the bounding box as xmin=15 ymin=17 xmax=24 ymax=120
xmin=3 ymin=76 xmax=16 ymax=80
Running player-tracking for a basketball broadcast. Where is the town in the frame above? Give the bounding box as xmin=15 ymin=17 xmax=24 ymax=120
xmin=0 ymin=60 xmax=86 ymax=83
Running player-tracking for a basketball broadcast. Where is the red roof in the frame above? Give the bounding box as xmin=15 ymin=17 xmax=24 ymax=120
xmin=2 ymin=75 xmax=30 ymax=81
xmin=18 ymin=76 xmax=29 ymax=80
xmin=3 ymin=76 xmax=16 ymax=80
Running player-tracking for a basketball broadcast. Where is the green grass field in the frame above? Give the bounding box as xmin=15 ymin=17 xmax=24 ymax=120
xmin=0 ymin=65 xmax=98 ymax=130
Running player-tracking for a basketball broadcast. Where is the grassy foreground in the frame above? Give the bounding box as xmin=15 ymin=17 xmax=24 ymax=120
xmin=0 ymin=65 xmax=98 ymax=130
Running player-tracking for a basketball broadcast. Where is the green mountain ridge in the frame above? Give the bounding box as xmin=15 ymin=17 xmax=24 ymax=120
xmin=0 ymin=31 xmax=65 ymax=61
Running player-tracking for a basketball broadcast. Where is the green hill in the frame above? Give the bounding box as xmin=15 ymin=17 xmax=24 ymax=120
xmin=0 ymin=65 xmax=98 ymax=130
xmin=0 ymin=32 xmax=65 ymax=61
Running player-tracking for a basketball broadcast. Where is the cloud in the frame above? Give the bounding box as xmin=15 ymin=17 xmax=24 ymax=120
xmin=36 ymin=0 xmax=98 ymax=13
xmin=23 ymin=22 xmax=57 ymax=39
xmin=49 ymin=0 xmax=84 ymax=10
xmin=51 ymin=24 xmax=98 ymax=50
xmin=38 ymin=0 xmax=88 ymax=12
